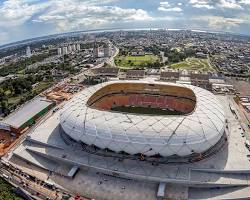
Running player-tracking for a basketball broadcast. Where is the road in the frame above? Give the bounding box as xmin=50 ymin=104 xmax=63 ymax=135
xmin=228 ymin=95 xmax=250 ymax=141
xmin=0 ymin=160 xmax=87 ymax=200
xmin=1 ymin=166 xmax=52 ymax=200
xmin=106 ymin=44 xmax=119 ymax=67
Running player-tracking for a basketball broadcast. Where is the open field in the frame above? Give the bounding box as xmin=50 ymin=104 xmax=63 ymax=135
xmin=170 ymin=57 xmax=214 ymax=72
xmin=226 ymin=78 xmax=250 ymax=96
xmin=114 ymin=55 xmax=159 ymax=69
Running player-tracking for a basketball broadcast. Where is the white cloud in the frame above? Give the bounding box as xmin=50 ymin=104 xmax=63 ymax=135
xmin=189 ymin=0 xmax=243 ymax=9
xmin=158 ymin=7 xmax=182 ymax=12
xmin=158 ymin=1 xmax=182 ymax=12
xmin=218 ymin=0 xmax=242 ymax=9
xmin=189 ymin=0 xmax=215 ymax=9
xmin=160 ymin=1 xmax=171 ymax=7
xmin=192 ymin=15 xmax=248 ymax=30
xmin=36 ymin=1 xmax=152 ymax=31
xmin=0 ymin=0 xmax=49 ymax=27
xmin=239 ymin=0 xmax=250 ymax=4
xmin=0 ymin=0 xmax=153 ymax=31
xmin=192 ymin=4 xmax=214 ymax=9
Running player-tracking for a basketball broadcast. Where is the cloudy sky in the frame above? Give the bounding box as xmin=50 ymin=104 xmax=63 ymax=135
xmin=0 ymin=0 xmax=250 ymax=45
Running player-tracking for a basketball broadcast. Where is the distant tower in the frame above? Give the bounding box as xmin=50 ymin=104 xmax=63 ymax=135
xmin=62 ymin=46 xmax=68 ymax=55
xmin=67 ymin=45 xmax=72 ymax=53
xmin=93 ymin=43 xmax=99 ymax=58
xmin=72 ymin=44 xmax=76 ymax=52
xmin=57 ymin=48 xmax=62 ymax=56
xmin=104 ymin=43 xmax=111 ymax=57
xmin=76 ymin=43 xmax=81 ymax=51
xmin=26 ymin=46 xmax=32 ymax=58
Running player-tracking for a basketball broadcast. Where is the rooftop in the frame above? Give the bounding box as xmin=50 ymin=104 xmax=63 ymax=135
xmin=3 ymin=96 xmax=53 ymax=128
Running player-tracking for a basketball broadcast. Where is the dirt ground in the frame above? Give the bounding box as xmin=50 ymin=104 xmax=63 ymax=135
xmin=226 ymin=77 xmax=250 ymax=96
xmin=0 ymin=130 xmax=16 ymax=156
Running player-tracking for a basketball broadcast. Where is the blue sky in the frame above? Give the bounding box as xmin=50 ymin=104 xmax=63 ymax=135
xmin=0 ymin=0 xmax=250 ymax=45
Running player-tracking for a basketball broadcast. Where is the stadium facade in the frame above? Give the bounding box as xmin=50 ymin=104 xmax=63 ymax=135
xmin=60 ymin=81 xmax=225 ymax=158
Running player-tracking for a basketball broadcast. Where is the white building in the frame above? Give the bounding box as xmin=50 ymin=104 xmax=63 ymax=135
xmin=93 ymin=44 xmax=99 ymax=58
xmin=104 ymin=43 xmax=111 ymax=57
xmin=57 ymin=48 xmax=62 ymax=56
xmin=60 ymin=81 xmax=225 ymax=157
xmin=76 ymin=44 xmax=81 ymax=51
xmin=26 ymin=46 xmax=32 ymax=58
xmin=62 ymin=46 xmax=68 ymax=55
xmin=67 ymin=45 xmax=72 ymax=53
xmin=71 ymin=44 xmax=76 ymax=52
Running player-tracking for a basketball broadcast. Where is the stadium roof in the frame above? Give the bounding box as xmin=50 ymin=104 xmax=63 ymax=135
xmin=60 ymin=80 xmax=225 ymax=157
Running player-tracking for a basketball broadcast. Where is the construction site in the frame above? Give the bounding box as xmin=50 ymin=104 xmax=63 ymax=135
xmin=42 ymin=83 xmax=84 ymax=103
xmin=0 ymin=83 xmax=84 ymax=158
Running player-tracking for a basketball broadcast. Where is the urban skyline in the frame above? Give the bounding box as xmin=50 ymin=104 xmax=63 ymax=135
xmin=0 ymin=0 xmax=250 ymax=45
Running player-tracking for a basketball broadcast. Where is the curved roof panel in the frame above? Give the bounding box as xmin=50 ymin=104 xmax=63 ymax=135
xmin=60 ymin=80 xmax=225 ymax=157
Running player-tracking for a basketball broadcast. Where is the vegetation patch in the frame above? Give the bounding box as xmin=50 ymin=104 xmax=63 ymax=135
xmin=0 ymin=75 xmax=54 ymax=116
xmin=0 ymin=178 xmax=23 ymax=200
xmin=170 ymin=57 xmax=214 ymax=72
xmin=32 ymin=81 xmax=53 ymax=94
xmin=114 ymin=55 xmax=160 ymax=69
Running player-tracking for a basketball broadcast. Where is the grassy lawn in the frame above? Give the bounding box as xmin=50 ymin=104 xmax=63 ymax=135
xmin=32 ymin=81 xmax=53 ymax=94
xmin=170 ymin=57 xmax=214 ymax=72
xmin=8 ymin=95 xmax=23 ymax=105
xmin=115 ymin=55 xmax=159 ymax=69
xmin=17 ymin=69 xmax=25 ymax=75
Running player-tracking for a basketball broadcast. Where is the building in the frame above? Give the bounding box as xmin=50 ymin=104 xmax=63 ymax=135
xmin=76 ymin=44 xmax=81 ymax=51
xmin=92 ymin=67 xmax=119 ymax=77
xmin=104 ymin=43 xmax=111 ymax=57
xmin=26 ymin=46 xmax=32 ymax=58
xmin=126 ymin=70 xmax=145 ymax=80
xmin=190 ymin=72 xmax=212 ymax=90
xmin=62 ymin=46 xmax=68 ymax=55
xmin=3 ymin=97 xmax=55 ymax=133
xmin=131 ymin=51 xmax=145 ymax=56
xmin=195 ymin=52 xmax=208 ymax=58
xmin=160 ymin=71 xmax=180 ymax=82
xmin=67 ymin=45 xmax=72 ymax=53
xmin=57 ymin=48 xmax=62 ymax=56
xmin=93 ymin=43 xmax=99 ymax=58
xmin=71 ymin=44 xmax=76 ymax=52
xmin=51 ymin=69 xmax=69 ymax=80
xmin=60 ymin=81 xmax=225 ymax=157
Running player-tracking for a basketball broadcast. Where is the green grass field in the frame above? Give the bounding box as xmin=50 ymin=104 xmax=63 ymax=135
xmin=114 ymin=55 xmax=159 ymax=69
xmin=170 ymin=57 xmax=214 ymax=72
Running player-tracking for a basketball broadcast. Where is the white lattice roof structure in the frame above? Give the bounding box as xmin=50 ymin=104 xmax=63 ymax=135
xmin=60 ymin=80 xmax=225 ymax=157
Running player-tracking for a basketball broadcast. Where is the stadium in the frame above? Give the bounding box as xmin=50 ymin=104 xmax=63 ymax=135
xmin=60 ymin=80 xmax=225 ymax=159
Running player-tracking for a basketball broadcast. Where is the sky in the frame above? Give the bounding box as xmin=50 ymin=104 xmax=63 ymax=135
xmin=0 ymin=0 xmax=250 ymax=45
